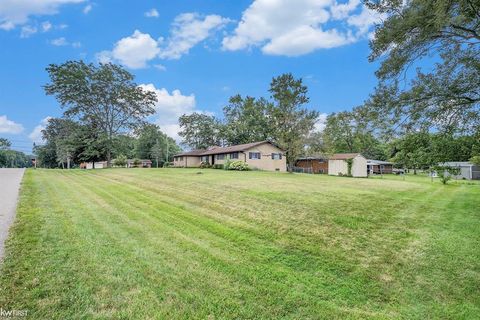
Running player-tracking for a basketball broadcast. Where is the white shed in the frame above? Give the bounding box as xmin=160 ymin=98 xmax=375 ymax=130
xmin=328 ymin=153 xmax=367 ymax=177
xmin=437 ymin=162 xmax=480 ymax=180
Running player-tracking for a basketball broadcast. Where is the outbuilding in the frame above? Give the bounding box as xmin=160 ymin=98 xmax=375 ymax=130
xmin=328 ymin=153 xmax=367 ymax=177
xmin=437 ymin=162 xmax=480 ymax=180
xmin=295 ymin=156 xmax=328 ymax=174
xmin=367 ymin=159 xmax=394 ymax=175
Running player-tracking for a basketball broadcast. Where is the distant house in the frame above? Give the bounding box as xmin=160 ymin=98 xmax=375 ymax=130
xmin=173 ymin=141 xmax=286 ymax=172
xmin=328 ymin=153 xmax=367 ymax=177
xmin=126 ymin=159 xmax=152 ymax=168
xmin=435 ymin=162 xmax=480 ymax=180
xmin=367 ymin=159 xmax=393 ymax=175
xmin=295 ymin=156 xmax=328 ymax=174
xmin=83 ymin=161 xmax=108 ymax=169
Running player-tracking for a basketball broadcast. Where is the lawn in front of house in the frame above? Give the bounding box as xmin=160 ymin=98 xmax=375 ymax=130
xmin=0 ymin=168 xmax=478 ymax=319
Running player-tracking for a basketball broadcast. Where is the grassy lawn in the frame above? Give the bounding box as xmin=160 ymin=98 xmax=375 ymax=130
xmin=0 ymin=169 xmax=479 ymax=319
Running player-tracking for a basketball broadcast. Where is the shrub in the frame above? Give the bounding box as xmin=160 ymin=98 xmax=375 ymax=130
xmin=113 ymin=155 xmax=127 ymax=167
xmin=132 ymin=158 xmax=141 ymax=168
xmin=163 ymin=162 xmax=173 ymax=168
xmin=228 ymin=160 xmax=250 ymax=171
xmin=200 ymin=161 xmax=211 ymax=169
xmin=224 ymin=159 xmax=232 ymax=170
xmin=212 ymin=164 xmax=224 ymax=169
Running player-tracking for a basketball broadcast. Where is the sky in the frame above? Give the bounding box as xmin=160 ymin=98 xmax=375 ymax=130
xmin=0 ymin=0 xmax=385 ymax=153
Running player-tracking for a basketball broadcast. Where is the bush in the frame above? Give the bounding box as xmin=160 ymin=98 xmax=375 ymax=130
xmin=200 ymin=161 xmax=211 ymax=169
xmin=223 ymin=159 xmax=232 ymax=170
xmin=228 ymin=160 xmax=250 ymax=171
xmin=113 ymin=155 xmax=127 ymax=167
xmin=212 ymin=164 xmax=224 ymax=169
xmin=163 ymin=162 xmax=173 ymax=168
xmin=132 ymin=158 xmax=141 ymax=168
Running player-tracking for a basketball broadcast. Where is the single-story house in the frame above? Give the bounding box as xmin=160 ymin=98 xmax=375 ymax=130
xmin=434 ymin=162 xmax=480 ymax=180
xmin=295 ymin=156 xmax=328 ymax=174
xmin=83 ymin=161 xmax=108 ymax=169
xmin=173 ymin=141 xmax=286 ymax=172
xmin=367 ymin=159 xmax=394 ymax=175
xmin=328 ymin=153 xmax=367 ymax=177
xmin=126 ymin=159 xmax=152 ymax=168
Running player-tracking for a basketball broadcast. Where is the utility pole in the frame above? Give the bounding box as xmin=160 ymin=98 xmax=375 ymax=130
xmin=166 ymin=137 xmax=169 ymax=164
xmin=156 ymin=138 xmax=159 ymax=168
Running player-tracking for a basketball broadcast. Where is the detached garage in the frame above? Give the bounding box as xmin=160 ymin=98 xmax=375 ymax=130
xmin=328 ymin=153 xmax=367 ymax=177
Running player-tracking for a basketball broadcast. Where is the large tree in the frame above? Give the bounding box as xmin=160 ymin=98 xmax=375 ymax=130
xmin=44 ymin=61 xmax=157 ymax=166
xmin=321 ymin=109 xmax=388 ymax=160
xmin=135 ymin=124 xmax=180 ymax=165
xmin=178 ymin=113 xmax=223 ymax=149
xmin=267 ymin=74 xmax=320 ymax=167
xmin=222 ymin=95 xmax=274 ymax=145
xmin=364 ymin=0 xmax=480 ymax=134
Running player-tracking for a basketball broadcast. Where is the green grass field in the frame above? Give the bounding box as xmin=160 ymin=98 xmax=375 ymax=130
xmin=0 ymin=169 xmax=479 ymax=319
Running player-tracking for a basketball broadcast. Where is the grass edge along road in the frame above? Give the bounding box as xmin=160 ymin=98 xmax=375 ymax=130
xmin=0 ymin=169 xmax=479 ymax=319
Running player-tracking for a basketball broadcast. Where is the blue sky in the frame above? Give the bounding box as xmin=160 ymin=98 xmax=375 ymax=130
xmin=0 ymin=0 xmax=384 ymax=153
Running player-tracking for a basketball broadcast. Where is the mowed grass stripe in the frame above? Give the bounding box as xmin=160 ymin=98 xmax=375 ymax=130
xmin=61 ymin=171 xmax=388 ymax=317
xmin=1 ymin=169 xmax=479 ymax=319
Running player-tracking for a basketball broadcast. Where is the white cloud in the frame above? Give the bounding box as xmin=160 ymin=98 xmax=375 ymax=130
xmin=314 ymin=113 xmax=328 ymax=132
xmin=50 ymin=37 xmax=68 ymax=46
xmin=83 ymin=4 xmax=92 ymax=14
xmin=20 ymin=25 xmax=37 ymax=38
xmin=159 ymin=13 xmax=231 ymax=60
xmin=97 ymin=12 xmax=230 ymax=68
xmin=50 ymin=37 xmax=81 ymax=47
xmin=145 ymin=8 xmax=159 ymax=18
xmin=140 ymin=83 xmax=197 ymax=141
xmin=0 ymin=0 xmax=84 ymax=30
xmin=29 ymin=117 xmax=51 ymax=144
xmin=0 ymin=115 xmax=24 ymax=134
xmin=108 ymin=30 xmax=161 ymax=69
xmin=154 ymin=64 xmax=167 ymax=71
xmin=222 ymin=0 xmax=384 ymax=56
xmin=41 ymin=21 xmax=52 ymax=32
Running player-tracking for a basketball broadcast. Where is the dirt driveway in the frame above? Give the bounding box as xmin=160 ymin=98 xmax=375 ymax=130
xmin=0 ymin=168 xmax=25 ymax=261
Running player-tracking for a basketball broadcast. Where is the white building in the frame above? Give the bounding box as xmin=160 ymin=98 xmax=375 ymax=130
xmin=328 ymin=153 xmax=367 ymax=177
xmin=436 ymin=162 xmax=480 ymax=180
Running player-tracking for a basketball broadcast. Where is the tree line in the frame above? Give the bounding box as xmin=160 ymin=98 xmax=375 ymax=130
xmin=34 ymin=61 xmax=181 ymax=168
xmin=0 ymin=138 xmax=32 ymax=168
xmin=178 ymin=0 xmax=480 ymax=171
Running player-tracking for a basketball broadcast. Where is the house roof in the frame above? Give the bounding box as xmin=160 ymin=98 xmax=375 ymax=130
xmin=175 ymin=141 xmax=283 ymax=157
xmin=329 ymin=153 xmax=362 ymax=160
xmin=296 ymin=156 xmax=328 ymax=161
xmin=367 ymin=159 xmax=393 ymax=165
xmin=439 ymin=161 xmax=475 ymax=167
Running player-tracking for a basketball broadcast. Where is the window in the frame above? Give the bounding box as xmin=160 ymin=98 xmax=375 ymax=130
xmin=249 ymin=152 xmax=261 ymax=160
xmin=216 ymin=154 xmax=225 ymax=160
xmin=230 ymin=152 xmax=239 ymax=159
xmin=201 ymin=156 xmax=209 ymax=162
xmin=178 ymin=156 xmax=183 ymax=161
xmin=271 ymin=153 xmax=282 ymax=160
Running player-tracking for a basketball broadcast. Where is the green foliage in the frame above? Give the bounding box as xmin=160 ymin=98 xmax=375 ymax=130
xmin=322 ymin=109 xmax=388 ymax=160
xmin=132 ymin=158 xmax=141 ymax=167
xmin=227 ymin=160 xmax=250 ymax=171
xmin=365 ymin=0 xmax=480 ymax=134
xmin=345 ymin=158 xmax=353 ymax=177
xmin=163 ymin=162 xmax=173 ymax=168
xmin=433 ymin=165 xmax=461 ymax=185
xmin=470 ymin=155 xmax=480 ymax=166
xmin=178 ymin=113 xmax=223 ymax=150
xmin=135 ymin=124 xmax=180 ymax=165
xmin=0 ymin=138 xmax=11 ymax=150
xmin=199 ymin=161 xmax=211 ymax=169
xmin=223 ymin=158 xmax=232 ymax=170
xmin=113 ymin=155 xmax=127 ymax=167
xmin=44 ymin=61 xmax=157 ymax=164
xmin=212 ymin=164 xmax=224 ymax=169
xmin=223 ymin=95 xmax=274 ymax=145
xmin=268 ymin=73 xmax=319 ymax=167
